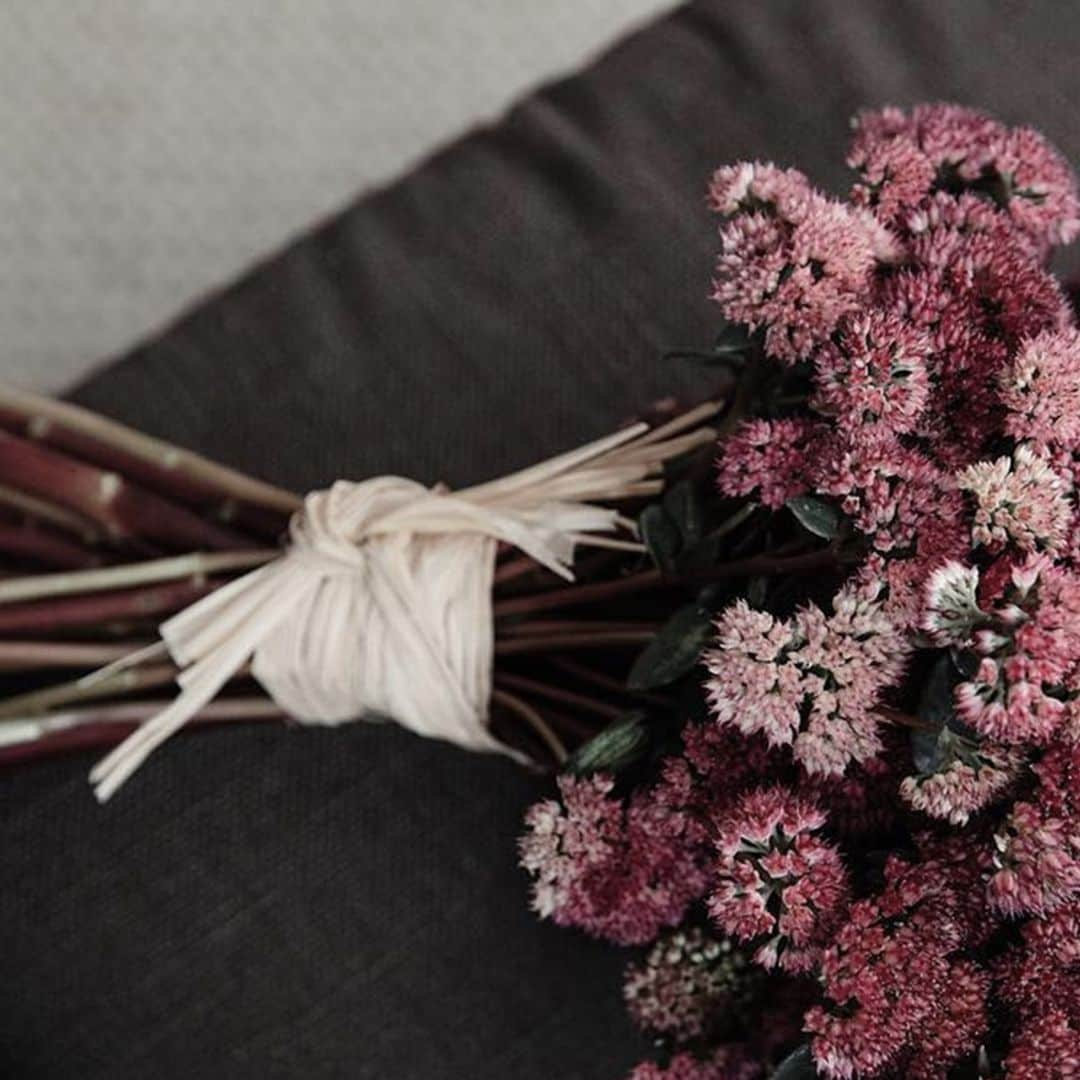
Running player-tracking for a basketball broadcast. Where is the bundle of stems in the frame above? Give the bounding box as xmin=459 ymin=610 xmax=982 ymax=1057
xmin=0 ymin=381 xmax=843 ymax=772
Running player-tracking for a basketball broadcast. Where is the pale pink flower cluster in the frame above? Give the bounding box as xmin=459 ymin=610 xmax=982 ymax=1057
xmin=957 ymin=443 xmax=1072 ymax=554
xmin=518 ymin=774 xmax=709 ymax=946
xmin=899 ymin=732 xmax=1021 ymax=825
xmin=708 ymin=787 xmax=849 ymax=972
xmin=1002 ymin=329 xmax=1080 ymax=450
xmin=704 ymin=582 xmax=907 ymax=777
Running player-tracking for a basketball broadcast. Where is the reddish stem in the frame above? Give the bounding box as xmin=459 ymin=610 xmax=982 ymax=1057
xmin=494 ymin=630 xmax=656 ymax=655
xmin=494 ymin=671 xmax=624 ymax=720
xmin=0 ymin=523 xmax=103 ymax=570
xmin=0 ymin=429 xmax=251 ymax=552
xmin=0 ymin=578 xmax=215 ymax=635
xmin=492 ymin=548 xmax=843 ymax=619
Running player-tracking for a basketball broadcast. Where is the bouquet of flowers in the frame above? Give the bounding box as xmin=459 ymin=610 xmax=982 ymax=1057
xmin=5 ymin=96 xmax=1080 ymax=1078
xmin=520 ymin=103 xmax=1080 ymax=1078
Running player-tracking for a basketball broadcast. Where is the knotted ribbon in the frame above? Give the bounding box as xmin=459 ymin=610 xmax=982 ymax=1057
xmin=87 ymin=406 xmax=718 ymax=801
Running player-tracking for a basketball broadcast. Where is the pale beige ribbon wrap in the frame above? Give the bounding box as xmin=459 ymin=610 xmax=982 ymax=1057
xmin=87 ymin=407 xmax=718 ymax=802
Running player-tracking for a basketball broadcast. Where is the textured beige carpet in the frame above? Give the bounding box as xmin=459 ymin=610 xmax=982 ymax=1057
xmin=0 ymin=1 xmax=671 ymax=391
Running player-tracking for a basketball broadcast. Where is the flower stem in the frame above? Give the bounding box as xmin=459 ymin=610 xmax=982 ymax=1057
xmin=492 ymin=547 xmax=845 ymax=619
xmin=491 ymin=687 xmax=567 ymax=764
xmin=494 ymin=671 xmax=624 ymax=721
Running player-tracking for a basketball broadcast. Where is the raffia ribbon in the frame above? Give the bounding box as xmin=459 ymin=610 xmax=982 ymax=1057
xmin=87 ymin=406 xmax=718 ymax=802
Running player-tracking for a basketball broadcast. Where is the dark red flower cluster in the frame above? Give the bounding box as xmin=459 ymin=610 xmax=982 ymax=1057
xmin=805 ymin=847 xmax=992 ymax=1078
xmin=521 ymin=103 xmax=1080 ymax=1077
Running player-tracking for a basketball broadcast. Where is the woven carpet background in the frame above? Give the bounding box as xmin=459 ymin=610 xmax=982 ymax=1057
xmin=3 ymin=2 xmax=1080 ymax=1077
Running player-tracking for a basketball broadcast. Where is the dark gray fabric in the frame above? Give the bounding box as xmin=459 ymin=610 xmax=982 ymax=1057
xmin=4 ymin=2 xmax=1080 ymax=1076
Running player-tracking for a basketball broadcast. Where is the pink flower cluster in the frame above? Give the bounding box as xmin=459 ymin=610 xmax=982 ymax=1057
xmin=519 ymin=773 xmax=710 ymax=946
xmin=708 ymin=163 xmax=892 ymax=364
xmin=623 ymin=927 xmax=749 ymax=1043
xmin=925 ymin=557 xmax=1080 ymax=746
xmin=708 ymin=787 xmax=848 ymax=972
xmin=805 ymin=843 xmax=992 ymax=1079
xmin=704 ymin=581 xmax=907 ymax=777
xmin=995 ymin=902 xmax=1080 ymax=1076
xmin=848 ymin=103 xmax=1080 ymax=248
xmin=628 ymin=1047 xmax=762 ymax=1080
xmin=522 ymin=103 xmax=1080 ymax=1077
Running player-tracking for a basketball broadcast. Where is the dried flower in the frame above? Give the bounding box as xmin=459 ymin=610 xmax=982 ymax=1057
xmin=957 ymin=443 xmax=1072 ymax=555
xmin=628 ymin=1047 xmax=762 ymax=1080
xmin=519 ymin=774 xmax=710 ymax=945
xmin=708 ymin=787 xmax=849 ymax=972
xmin=624 ymin=927 xmax=751 ymax=1042
xmin=716 ymin=419 xmax=820 ymax=509
xmin=705 ymin=582 xmax=907 ymax=777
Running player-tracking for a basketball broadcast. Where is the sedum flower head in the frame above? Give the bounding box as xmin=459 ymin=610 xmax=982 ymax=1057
xmin=716 ymin=418 xmax=820 ymax=509
xmin=900 ymin=729 xmax=1021 ymax=826
xmin=623 ymin=927 xmax=751 ymax=1043
xmin=705 ymin=582 xmax=908 ymax=777
xmin=849 ymin=102 xmax=1080 ymax=248
xmin=710 ymin=162 xmax=890 ymax=364
xmin=805 ymin=851 xmax=991 ymax=1079
xmin=708 ymin=787 xmax=849 ymax=973
xmin=957 ymin=443 xmax=1072 ymax=556
xmin=1001 ymin=328 xmax=1080 ymax=451
xmin=519 ymin=774 xmax=710 ymax=946
xmin=628 ymin=1047 xmax=762 ymax=1080
xmin=811 ymin=310 xmax=932 ymax=435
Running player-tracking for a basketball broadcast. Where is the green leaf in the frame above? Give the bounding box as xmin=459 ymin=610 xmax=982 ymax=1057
xmin=747 ymin=574 xmax=769 ymax=609
xmin=785 ymin=495 xmax=840 ymax=540
xmin=910 ymin=726 xmax=949 ymax=775
xmin=564 ymin=713 xmax=649 ymax=776
xmin=713 ymin=323 xmax=754 ymax=357
xmin=640 ymin=503 xmax=682 ymax=574
xmin=663 ymin=480 xmax=705 ymax=548
xmin=769 ymin=1044 xmax=817 ymax=1079
xmin=627 ymin=604 xmax=713 ymax=690
xmin=917 ymin=651 xmax=962 ymax=730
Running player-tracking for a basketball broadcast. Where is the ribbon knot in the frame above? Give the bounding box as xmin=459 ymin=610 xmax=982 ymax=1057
xmin=86 ymin=404 xmax=720 ymax=802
